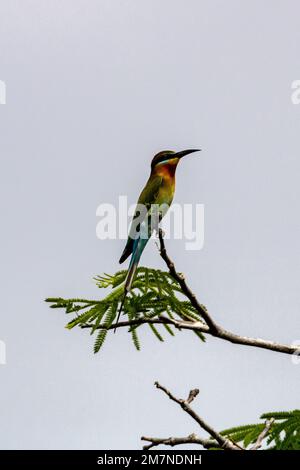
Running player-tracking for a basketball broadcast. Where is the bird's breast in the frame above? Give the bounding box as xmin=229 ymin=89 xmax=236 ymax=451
xmin=157 ymin=175 xmax=175 ymax=207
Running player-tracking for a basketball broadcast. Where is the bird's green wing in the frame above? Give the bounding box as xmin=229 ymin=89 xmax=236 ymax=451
xmin=119 ymin=175 xmax=163 ymax=264
xmin=137 ymin=174 xmax=163 ymax=207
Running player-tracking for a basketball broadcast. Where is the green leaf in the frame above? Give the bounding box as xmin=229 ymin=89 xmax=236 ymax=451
xmin=148 ymin=323 xmax=164 ymax=342
xmin=94 ymin=329 xmax=107 ymax=353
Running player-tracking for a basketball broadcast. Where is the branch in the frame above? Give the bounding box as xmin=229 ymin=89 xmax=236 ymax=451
xmin=81 ymin=313 xmax=299 ymax=356
xmin=80 ymin=317 xmax=193 ymax=331
xmin=141 ymin=382 xmax=241 ymax=450
xmin=153 ymin=381 xmax=240 ymax=450
xmin=158 ymin=230 xmax=220 ymax=332
xmin=141 ymin=433 xmax=218 ymax=450
xmin=141 ymin=382 xmax=275 ymax=451
xmin=250 ymin=419 xmax=274 ymax=450
xmin=156 ymin=229 xmax=300 ymax=356
xmin=80 ymin=232 xmax=300 ymax=356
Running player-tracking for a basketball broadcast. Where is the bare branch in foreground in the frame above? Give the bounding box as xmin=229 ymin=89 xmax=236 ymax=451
xmin=142 ymin=433 xmax=217 ymax=450
xmin=141 ymin=382 xmax=273 ymax=451
xmin=145 ymin=382 xmax=241 ymax=450
xmin=186 ymin=388 xmax=200 ymax=404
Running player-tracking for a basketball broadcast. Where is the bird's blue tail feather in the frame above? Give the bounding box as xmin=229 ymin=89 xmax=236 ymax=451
xmin=114 ymin=223 xmax=150 ymax=332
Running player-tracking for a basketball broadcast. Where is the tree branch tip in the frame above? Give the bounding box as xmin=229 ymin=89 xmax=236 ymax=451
xmin=186 ymin=388 xmax=200 ymax=404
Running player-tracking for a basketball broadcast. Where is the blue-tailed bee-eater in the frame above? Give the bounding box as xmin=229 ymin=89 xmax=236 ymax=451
xmin=115 ymin=149 xmax=200 ymax=330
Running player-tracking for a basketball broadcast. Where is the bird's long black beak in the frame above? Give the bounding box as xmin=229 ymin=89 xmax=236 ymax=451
xmin=175 ymin=149 xmax=201 ymax=159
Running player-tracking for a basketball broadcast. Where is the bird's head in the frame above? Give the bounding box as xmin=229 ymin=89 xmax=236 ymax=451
xmin=151 ymin=149 xmax=200 ymax=171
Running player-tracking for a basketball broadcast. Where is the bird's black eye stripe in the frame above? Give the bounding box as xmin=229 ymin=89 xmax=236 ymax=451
xmin=151 ymin=155 xmax=166 ymax=167
xmin=151 ymin=153 xmax=174 ymax=168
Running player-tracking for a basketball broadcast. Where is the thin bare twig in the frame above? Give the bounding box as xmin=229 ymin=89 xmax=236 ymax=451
xmin=141 ymin=382 xmax=274 ymax=451
xmin=186 ymin=388 xmax=199 ymax=404
xmin=149 ymin=382 xmax=241 ymax=450
xmin=250 ymin=419 xmax=274 ymax=450
xmin=142 ymin=433 xmax=217 ymax=450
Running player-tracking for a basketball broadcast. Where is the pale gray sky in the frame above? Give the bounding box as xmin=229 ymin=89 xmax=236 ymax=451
xmin=0 ymin=0 xmax=300 ymax=449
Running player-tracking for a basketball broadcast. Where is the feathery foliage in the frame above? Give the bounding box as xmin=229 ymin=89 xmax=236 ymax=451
xmin=220 ymin=409 xmax=300 ymax=449
xmin=45 ymin=267 xmax=206 ymax=353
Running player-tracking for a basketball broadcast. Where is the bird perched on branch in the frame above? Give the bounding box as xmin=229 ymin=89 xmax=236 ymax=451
xmin=115 ymin=149 xmax=200 ymax=331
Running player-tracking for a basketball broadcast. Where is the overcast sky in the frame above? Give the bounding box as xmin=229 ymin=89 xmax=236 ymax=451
xmin=1 ymin=0 xmax=300 ymax=449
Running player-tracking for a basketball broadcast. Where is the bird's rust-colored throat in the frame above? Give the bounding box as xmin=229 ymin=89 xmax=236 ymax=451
xmin=152 ymin=157 xmax=179 ymax=178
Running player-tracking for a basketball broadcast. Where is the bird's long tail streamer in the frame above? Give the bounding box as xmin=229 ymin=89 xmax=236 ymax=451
xmin=114 ymin=256 xmax=138 ymax=333
xmin=114 ymin=219 xmax=151 ymax=333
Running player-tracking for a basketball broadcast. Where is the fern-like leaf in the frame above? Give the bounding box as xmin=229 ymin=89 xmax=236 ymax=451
xmin=46 ymin=266 xmax=206 ymax=353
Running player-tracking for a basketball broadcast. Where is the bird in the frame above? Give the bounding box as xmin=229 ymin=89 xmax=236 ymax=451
xmin=115 ymin=149 xmax=200 ymax=331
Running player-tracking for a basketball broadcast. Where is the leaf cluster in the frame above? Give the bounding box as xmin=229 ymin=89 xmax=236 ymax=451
xmin=45 ymin=267 xmax=206 ymax=353
xmin=221 ymin=410 xmax=300 ymax=450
